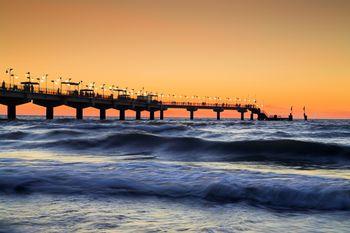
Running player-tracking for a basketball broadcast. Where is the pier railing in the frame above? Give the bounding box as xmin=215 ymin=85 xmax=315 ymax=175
xmin=1 ymin=82 xmax=114 ymax=100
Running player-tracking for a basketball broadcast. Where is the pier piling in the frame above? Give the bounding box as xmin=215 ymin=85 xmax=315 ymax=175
xmin=213 ymin=108 xmax=224 ymax=120
xmin=76 ymin=107 xmax=84 ymax=120
xmin=149 ymin=110 xmax=155 ymax=120
xmin=136 ymin=110 xmax=141 ymax=120
xmin=240 ymin=112 xmax=245 ymax=120
xmin=119 ymin=109 xmax=126 ymax=120
xmin=46 ymin=106 xmax=54 ymax=120
xmin=99 ymin=108 xmax=106 ymax=120
xmin=160 ymin=110 xmax=164 ymax=120
xmin=7 ymin=104 xmax=16 ymax=120
xmin=186 ymin=107 xmax=198 ymax=120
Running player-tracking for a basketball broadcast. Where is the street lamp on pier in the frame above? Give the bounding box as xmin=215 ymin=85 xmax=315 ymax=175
xmin=36 ymin=78 xmax=41 ymax=91
xmin=101 ymin=84 xmax=106 ymax=96
xmin=78 ymin=81 xmax=83 ymax=92
xmin=42 ymin=74 xmax=48 ymax=93
xmin=57 ymin=77 xmax=63 ymax=93
xmin=5 ymin=68 xmax=13 ymax=88
xmin=51 ymin=80 xmax=55 ymax=91
xmin=26 ymin=72 xmax=31 ymax=82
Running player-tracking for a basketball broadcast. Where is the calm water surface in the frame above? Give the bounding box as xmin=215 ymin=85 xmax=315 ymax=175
xmin=0 ymin=117 xmax=350 ymax=232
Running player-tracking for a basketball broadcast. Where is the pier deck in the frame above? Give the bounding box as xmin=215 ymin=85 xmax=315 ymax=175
xmin=0 ymin=83 xmax=290 ymax=121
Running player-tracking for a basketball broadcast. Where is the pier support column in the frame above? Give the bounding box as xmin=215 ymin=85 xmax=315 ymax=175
xmin=240 ymin=112 xmax=245 ymax=120
xmin=217 ymin=111 xmax=221 ymax=120
xmin=190 ymin=110 xmax=194 ymax=120
xmin=7 ymin=104 xmax=16 ymax=120
xmin=33 ymin=100 xmax=62 ymax=120
xmin=136 ymin=110 xmax=141 ymax=120
xmin=257 ymin=113 xmax=267 ymax=121
xmin=160 ymin=110 xmax=164 ymax=120
xmin=46 ymin=106 xmax=54 ymax=120
xmin=213 ymin=108 xmax=224 ymax=120
xmin=186 ymin=107 xmax=198 ymax=120
xmin=76 ymin=107 xmax=83 ymax=120
xmin=119 ymin=109 xmax=126 ymax=120
xmin=250 ymin=112 xmax=254 ymax=121
xmin=149 ymin=111 xmax=155 ymax=120
xmin=100 ymin=109 xmax=106 ymax=120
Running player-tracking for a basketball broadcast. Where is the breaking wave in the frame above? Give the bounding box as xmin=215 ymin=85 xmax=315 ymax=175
xmin=20 ymin=132 xmax=350 ymax=164
xmin=0 ymin=162 xmax=349 ymax=210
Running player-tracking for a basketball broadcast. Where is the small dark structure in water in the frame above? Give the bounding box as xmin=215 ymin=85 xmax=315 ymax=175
xmin=303 ymin=106 xmax=308 ymax=121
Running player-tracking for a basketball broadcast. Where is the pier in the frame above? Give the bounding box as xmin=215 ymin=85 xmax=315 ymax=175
xmin=0 ymin=76 xmax=293 ymax=121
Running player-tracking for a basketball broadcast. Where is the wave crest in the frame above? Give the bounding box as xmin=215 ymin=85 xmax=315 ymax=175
xmin=1 ymin=162 xmax=350 ymax=210
xmin=24 ymin=133 xmax=350 ymax=164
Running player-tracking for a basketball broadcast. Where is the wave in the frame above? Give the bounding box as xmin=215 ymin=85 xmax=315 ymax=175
xmin=303 ymin=131 xmax=350 ymax=138
xmin=0 ymin=131 xmax=30 ymax=140
xmin=310 ymin=122 xmax=350 ymax=131
xmin=1 ymin=162 xmax=350 ymax=210
xmin=44 ymin=129 xmax=85 ymax=137
xmin=20 ymin=121 xmax=191 ymax=134
xmin=23 ymin=132 xmax=350 ymax=164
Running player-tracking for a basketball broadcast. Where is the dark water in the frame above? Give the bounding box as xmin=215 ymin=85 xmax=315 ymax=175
xmin=1 ymin=117 xmax=350 ymax=232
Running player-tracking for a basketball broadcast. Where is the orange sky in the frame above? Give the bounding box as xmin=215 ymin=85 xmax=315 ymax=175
xmin=0 ymin=0 xmax=349 ymax=119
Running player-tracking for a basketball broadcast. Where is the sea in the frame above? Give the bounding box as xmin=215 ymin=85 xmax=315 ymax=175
xmin=0 ymin=117 xmax=349 ymax=233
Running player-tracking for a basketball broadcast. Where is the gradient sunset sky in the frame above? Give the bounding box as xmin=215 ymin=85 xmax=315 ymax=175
xmin=1 ymin=0 xmax=349 ymax=118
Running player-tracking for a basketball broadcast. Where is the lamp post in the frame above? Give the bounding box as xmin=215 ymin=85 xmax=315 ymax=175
xmin=57 ymin=77 xmax=63 ymax=93
xmin=37 ymin=78 xmax=41 ymax=91
xmin=45 ymin=74 xmax=48 ymax=93
xmin=26 ymin=72 xmax=31 ymax=82
xmin=109 ymin=85 xmax=115 ymax=97
xmin=78 ymin=81 xmax=83 ymax=92
xmin=101 ymin=84 xmax=106 ymax=96
xmin=10 ymin=74 xmax=14 ymax=88
xmin=5 ymin=68 xmax=13 ymax=88
xmin=41 ymin=74 xmax=48 ymax=93
xmin=69 ymin=78 xmax=72 ymax=89
xmin=14 ymin=75 xmax=18 ymax=87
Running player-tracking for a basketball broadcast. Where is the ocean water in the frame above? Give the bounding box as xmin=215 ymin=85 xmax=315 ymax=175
xmin=0 ymin=117 xmax=350 ymax=232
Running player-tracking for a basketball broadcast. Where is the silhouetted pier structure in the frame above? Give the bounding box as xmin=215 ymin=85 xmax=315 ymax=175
xmin=0 ymin=81 xmax=292 ymax=121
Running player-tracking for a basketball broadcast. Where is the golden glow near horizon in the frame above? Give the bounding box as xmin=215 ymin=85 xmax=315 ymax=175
xmin=1 ymin=0 xmax=349 ymax=118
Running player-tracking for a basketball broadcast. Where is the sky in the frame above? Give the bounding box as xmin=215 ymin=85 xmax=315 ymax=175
xmin=0 ymin=0 xmax=349 ymax=119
